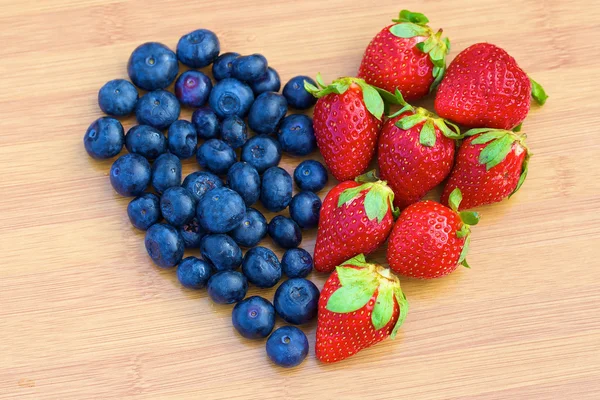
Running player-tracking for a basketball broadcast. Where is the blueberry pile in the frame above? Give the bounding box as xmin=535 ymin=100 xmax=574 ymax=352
xmin=84 ymin=29 xmax=329 ymax=368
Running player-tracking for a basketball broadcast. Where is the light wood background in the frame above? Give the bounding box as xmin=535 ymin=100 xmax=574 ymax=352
xmin=1 ymin=0 xmax=599 ymax=398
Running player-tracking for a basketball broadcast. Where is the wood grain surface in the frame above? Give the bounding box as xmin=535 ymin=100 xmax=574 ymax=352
xmin=1 ymin=0 xmax=599 ymax=398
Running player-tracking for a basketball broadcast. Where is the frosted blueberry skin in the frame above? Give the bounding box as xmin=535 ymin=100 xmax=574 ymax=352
xmin=273 ymin=278 xmax=319 ymax=325
xmin=125 ymin=125 xmax=167 ymax=161
xmin=200 ymin=234 xmax=243 ymax=271
xmin=182 ymin=171 xmax=223 ymax=202
xmin=177 ymin=29 xmax=220 ymax=68
xmin=281 ymin=248 xmax=313 ymax=278
xmin=277 ymin=114 xmax=316 ymax=156
xmin=110 ymin=153 xmax=151 ymax=197
xmin=260 ymin=167 xmax=292 ymax=212
xmin=127 ymin=42 xmax=179 ymax=91
xmin=98 ymin=79 xmax=138 ymax=116
xmin=196 ymin=187 xmax=246 ymax=234
xmin=191 ymin=108 xmax=221 ymax=140
xmin=127 ymin=193 xmax=161 ymax=231
xmin=207 ymin=271 xmax=248 ymax=304
xmin=174 ymin=70 xmax=213 ymax=108
xmin=177 ymin=256 xmax=213 ymax=289
xmin=289 ymin=191 xmax=321 ymax=229
xmin=293 ymin=160 xmax=328 ymax=193
xmin=248 ymin=92 xmax=288 ymax=135
xmin=151 ymin=153 xmax=181 ymax=194
xmin=220 ymin=116 xmax=248 ymax=149
xmin=135 ymin=90 xmax=180 ymax=131
xmin=227 ymin=162 xmax=260 ymax=207
xmin=250 ymin=67 xmax=281 ymax=95
xmin=232 ymin=54 xmax=268 ymax=82
xmin=144 ymin=223 xmax=185 ymax=268
xmin=241 ymin=135 xmax=282 ymax=174
xmin=83 ymin=117 xmax=124 ymax=159
xmin=179 ymin=217 xmax=206 ymax=248
xmin=266 ymin=326 xmax=309 ymax=368
xmin=241 ymin=246 xmax=282 ymax=288
xmin=268 ymin=215 xmax=302 ymax=249
xmin=283 ymin=75 xmax=317 ymax=110
xmin=196 ymin=139 xmax=237 ymax=175
xmin=232 ymin=296 xmax=275 ymax=339
xmin=208 ymin=78 xmax=254 ymax=119
xmin=167 ymin=120 xmax=197 ymax=159
xmin=229 ymin=208 xmax=268 ymax=248
xmin=212 ymin=52 xmax=240 ymax=81
xmin=160 ymin=186 xmax=197 ymax=227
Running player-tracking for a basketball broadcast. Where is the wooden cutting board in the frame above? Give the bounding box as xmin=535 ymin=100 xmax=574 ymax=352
xmin=1 ymin=0 xmax=599 ymax=398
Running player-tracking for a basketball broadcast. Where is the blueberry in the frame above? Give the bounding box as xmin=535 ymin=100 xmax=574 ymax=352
xmin=177 ymin=29 xmax=220 ymax=68
xmin=248 ymin=92 xmax=288 ymax=135
xmin=127 ymin=193 xmax=161 ymax=230
xmin=135 ymin=90 xmax=181 ymax=130
xmin=260 ymin=167 xmax=292 ymax=212
xmin=182 ymin=171 xmax=224 ymax=202
xmin=212 ymin=52 xmax=240 ymax=81
xmin=293 ymin=160 xmax=328 ymax=192
xmin=167 ymin=120 xmax=197 ymax=159
xmin=127 ymin=42 xmax=179 ymax=91
xmin=197 ymin=187 xmax=246 ymax=233
xmin=273 ymin=278 xmax=319 ymax=325
xmin=151 ymin=153 xmax=182 ymax=194
xmin=281 ymin=248 xmax=313 ymax=278
xmin=196 ymin=139 xmax=237 ymax=175
xmin=277 ymin=114 xmax=316 ymax=156
xmin=220 ymin=116 xmax=248 ymax=149
xmin=241 ymin=246 xmax=282 ymax=288
xmin=98 ymin=79 xmax=138 ymax=116
xmin=207 ymin=271 xmax=248 ymax=304
xmin=227 ymin=162 xmax=260 ymax=207
xmin=209 ymin=78 xmax=254 ymax=119
xmin=144 ymin=223 xmax=185 ymax=268
xmin=200 ymin=234 xmax=242 ymax=271
xmin=110 ymin=154 xmax=151 ymax=197
xmin=160 ymin=186 xmax=196 ymax=227
xmin=266 ymin=326 xmax=309 ymax=368
xmin=83 ymin=117 xmax=124 ymax=159
xmin=268 ymin=216 xmax=302 ymax=249
xmin=179 ymin=217 xmax=206 ymax=248
xmin=232 ymin=296 xmax=275 ymax=339
xmin=125 ymin=125 xmax=167 ymax=160
xmin=191 ymin=108 xmax=221 ymax=140
xmin=283 ymin=75 xmax=317 ymax=110
xmin=229 ymin=208 xmax=268 ymax=248
xmin=250 ymin=67 xmax=281 ymax=95
xmin=241 ymin=135 xmax=282 ymax=174
xmin=289 ymin=191 xmax=321 ymax=229
xmin=232 ymin=54 xmax=268 ymax=82
xmin=174 ymin=70 xmax=213 ymax=108
xmin=177 ymin=256 xmax=213 ymax=289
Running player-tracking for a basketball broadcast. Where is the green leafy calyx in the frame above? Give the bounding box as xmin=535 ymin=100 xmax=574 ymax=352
xmin=393 ymin=98 xmax=462 ymax=146
xmin=529 ymin=76 xmax=548 ymax=106
xmin=448 ymin=188 xmax=480 ymax=268
xmin=465 ymin=128 xmax=530 ymax=172
xmin=337 ymin=175 xmax=397 ymax=223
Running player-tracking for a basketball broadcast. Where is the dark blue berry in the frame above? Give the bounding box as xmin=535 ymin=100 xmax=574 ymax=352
xmin=220 ymin=116 xmax=248 ymax=149
xmin=177 ymin=256 xmax=213 ymax=289
xmin=196 ymin=187 xmax=246 ymax=233
xmin=209 ymin=78 xmax=254 ymax=119
xmin=266 ymin=326 xmax=308 ymax=368
xmin=293 ymin=160 xmax=328 ymax=192
xmin=261 ymin=167 xmax=292 ymax=212
xmin=289 ymin=191 xmax=321 ymax=229
xmin=229 ymin=208 xmax=267 ymax=248
xmin=196 ymin=139 xmax=237 ymax=175
xmin=212 ymin=52 xmax=240 ymax=81
xmin=281 ymin=248 xmax=313 ymax=278
xmin=191 ymin=108 xmax=221 ymax=140
xmin=268 ymin=216 xmax=302 ymax=249
xmin=127 ymin=42 xmax=178 ymax=91
xmin=273 ymin=278 xmax=319 ymax=325
xmin=232 ymin=54 xmax=268 ymax=82
xmin=182 ymin=171 xmax=223 ymax=202
xmin=277 ymin=114 xmax=316 ymax=156
xmin=144 ymin=223 xmax=185 ymax=268
xmin=160 ymin=186 xmax=197 ymax=227
xmin=283 ymin=75 xmax=317 ymax=110
xmin=176 ymin=29 xmax=220 ymax=68
xmin=227 ymin=162 xmax=260 ymax=207
xmin=135 ymin=90 xmax=180 ymax=130
xmin=248 ymin=92 xmax=287 ymax=135
xmin=207 ymin=271 xmax=248 ymax=304
xmin=241 ymin=135 xmax=282 ymax=174
xmin=151 ymin=153 xmax=181 ymax=194
xmin=127 ymin=193 xmax=161 ymax=230
xmin=125 ymin=125 xmax=167 ymax=160
xmin=98 ymin=79 xmax=138 ymax=116
xmin=110 ymin=154 xmax=151 ymax=197
xmin=174 ymin=70 xmax=213 ymax=108
xmin=200 ymin=234 xmax=243 ymax=271
xmin=241 ymin=246 xmax=282 ymax=288
xmin=232 ymin=296 xmax=275 ymax=339
xmin=84 ymin=117 xmax=124 ymax=159
xmin=179 ymin=217 xmax=206 ymax=248
xmin=167 ymin=120 xmax=197 ymax=159
xmin=250 ymin=67 xmax=281 ymax=95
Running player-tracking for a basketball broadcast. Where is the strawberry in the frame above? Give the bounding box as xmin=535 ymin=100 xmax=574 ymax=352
xmin=316 ymin=254 xmax=409 ymax=363
xmin=387 ymin=190 xmax=479 ymax=278
xmin=378 ymin=91 xmax=461 ymax=209
xmin=304 ymin=75 xmax=385 ymax=181
xmin=358 ymin=10 xmax=450 ymax=101
xmin=313 ymin=172 xmax=396 ymax=273
xmin=441 ymin=128 xmax=531 ymax=210
xmin=434 ymin=43 xmax=548 ymax=130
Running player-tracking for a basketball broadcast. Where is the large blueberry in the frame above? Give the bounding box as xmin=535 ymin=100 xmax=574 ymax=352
xmin=167 ymin=120 xmax=197 ymax=159
xmin=241 ymin=135 xmax=282 ymax=174
xmin=227 ymin=162 xmax=260 ymax=207
xmin=208 ymin=78 xmax=254 ymax=119
xmin=282 ymin=75 xmax=317 ymax=110
xmin=144 ymin=223 xmax=185 ymax=268
xmin=191 ymin=108 xmax=220 ymax=140
xmin=177 ymin=256 xmax=213 ymax=289
xmin=135 ymin=90 xmax=180 ymax=130
xmin=277 ymin=114 xmax=316 ymax=156
xmin=98 ymin=79 xmax=138 ymax=116
xmin=196 ymin=187 xmax=246 ymax=233
xmin=229 ymin=208 xmax=267 ymax=248
xmin=232 ymin=54 xmax=268 ymax=82
xmin=268 ymin=216 xmax=302 ymax=249
xmin=220 ymin=116 xmax=247 ymax=149
xmin=250 ymin=67 xmax=281 ymax=95
xmin=84 ymin=117 xmax=124 ymax=159
xmin=281 ymin=248 xmax=313 ymax=278
xmin=196 ymin=139 xmax=236 ymax=175
xmin=151 ymin=153 xmax=181 ymax=194
xmin=160 ymin=186 xmax=197 ymax=227
xmin=110 ymin=153 xmax=151 ymax=197
xmin=232 ymin=296 xmax=275 ymax=339
xmin=177 ymin=29 xmax=220 ymax=68
xmin=266 ymin=326 xmax=308 ymax=368
xmin=179 ymin=217 xmax=206 ymax=248
xmin=248 ymin=92 xmax=287 ymax=135
xmin=293 ymin=160 xmax=328 ymax=192
xmin=125 ymin=125 xmax=167 ymax=160
xmin=182 ymin=171 xmax=223 ymax=202
xmin=289 ymin=191 xmax=321 ymax=229
xmin=273 ymin=278 xmax=319 ymax=325
xmin=212 ymin=52 xmax=240 ymax=81
xmin=260 ymin=167 xmax=292 ymax=212
xmin=127 ymin=193 xmax=161 ymax=230
xmin=127 ymin=42 xmax=179 ymax=91
xmin=200 ymin=234 xmax=242 ymax=271
xmin=175 ymin=70 xmax=212 ymax=108
xmin=241 ymin=246 xmax=282 ymax=288
xmin=207 ymin=271 xmax=248 ymax=304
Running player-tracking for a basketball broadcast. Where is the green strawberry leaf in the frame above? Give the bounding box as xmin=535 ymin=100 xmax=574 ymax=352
xmin=462 ymin=259 xmax=471 ymax=269
xmin=471 ymin=130 xmax=508 ymax=145
xmin=513 ymin=123 xmax=523 ymax=132
xmin=530 ymin=77 xmax=548 ymax=106
xmin=464 ymin=127 xmax=496 ymax=137
xmin=355 ymin=170 xmax=379 ymax=183
xmin=430 ymin=65 xmax=446 ymax=93
xmin=356 ymin=81 xmax=384 ymax=120
xmin=390 ymin=22 xmax=430 ymax=38
xmin=393 ymin=10 xmax=429 ymax=25
xmin=509 ymin=152 xmax=530 ymax=198
xmin=326 ymin=284 xmax=377 ymax=313
xmin=336 ymin=264 xmax=376 ymax=288
xmin=448 ymin=188 xmax=463 ymax=212
xmin=433 ymin=118 xmax=461 ymax=139
xmin=419 ymin=119 xmax=436 ymax=147
xmin=479 ymin=134 xmax=516 ymax=170
xmin=396 ymin=113 xmax=426 ymax=130
xmin=391 ymin=288 xmax=409 ymax=339
xmin=372 ymin=281 xmax=394 ymax=331
xmin=341 ymin=253 xmax=369 ymax=267
xmin=332 ymin=82 xmax=350 ymax=94
xmin=316 ymin=72 xmax=326 ymax=88
xmin=457 ymin=235 xmax=470 ymax=266
xmin=456 ymin=224 xmax=469 ymax=238
xmin=443 ymin=37 xmax=451 ymax=52
xmin=304 ymin=80 xmax=320 ymax=95
xmin=460 ymin=211 xmax=480 ymax=226
xmin=363 ymin=184 xmax=394 ymax=223
xmin=337 ymin=185 xmax=366 ymax=208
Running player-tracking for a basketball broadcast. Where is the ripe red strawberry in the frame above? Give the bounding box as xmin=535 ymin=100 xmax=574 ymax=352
xmin=441 ymin=128 xmax=531 ymax=210
xmin=358 ymin=10 xmax=450 ymax=101
xmin=378 ymin=91 xmax=460 ymax=209
xmin=316 ymin=254 xmax=409 ymax=363
xmin=387 ymin=190 xmax=479 ymax=278
xmin=313 ymin=172 xmax=396 ymax=273
xmin=304 ymin=75 xmax=384 ymax=181
xmin=434 ymin=43 xmax=548 ymax=130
